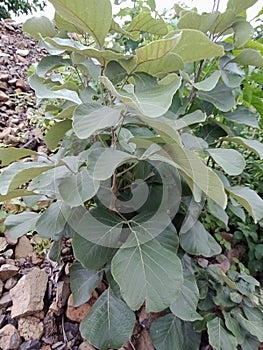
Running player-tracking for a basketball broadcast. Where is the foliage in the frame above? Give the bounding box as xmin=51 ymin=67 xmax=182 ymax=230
xmin=1 ymin=0 xmax=263 ymax=348
xmin=0 ymin=0 xmax=46 ymax=19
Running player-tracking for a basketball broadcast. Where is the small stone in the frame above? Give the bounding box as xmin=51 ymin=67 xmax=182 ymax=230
xmin=0 ymin=236 xmax=7 ymax=251
xmin=66 ymin=294 xmax=92 ymax=323
xmin=10 ymin=268 xmax=48 ymax=318
xmin=16 ymin=49 xmax=29 ymax=57
xmin=15 ymin=79 xmax=27 ymax=91
xmin=0 ymin=256 xmax=6 ymax=266
xmin=5 ymin=277 xmax=17 ymax=290
xmin=19 ymin=340 xmax=41 ymax=350
xmin=18 ymin=317 xmax=44 ymax=341
xmin=3 ymin=249 xmax=14 ymax=259
xmin=0 ymin=292 xmax=12 ymax=308
xmin=0 ymin=324 xmax=21 ymax=350
xmin=78 ymin=342 xmax=96 ymax=350
xmin=0 ymin=315 xmax=6 ymax=328
xmin=15 ymin=236 xmax=34 ymax=260
xmin=17 ymin=55 xmax=26 ymax=63
xmin=0 ymin=73 xmax=9 ymax=81
xmin=0 ymin=90 xmax=8 ymax=102
xmin=0 ymin=81 xmax=7 ymax=90
xmin=51 ymin=342 xmax=66 ymax=350
xmin=0 ymin=264 xmax=19 ymax=281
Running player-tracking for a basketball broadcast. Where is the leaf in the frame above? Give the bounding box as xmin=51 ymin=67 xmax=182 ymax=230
xmin=233 ymin=49 xmax=263 ymax=67
xmin=23 ymin=16 xmax=56 ymax=39
xmin=233 ymin=21 xmax=253 ymax=48
xmin=150 ymin=314 xmax=183 ymax=350
xmin=4 ymin=212 xmax=40 ymax=240
xmin=0 ymin=162 xmax=54 ymax=196
xmin=207 ymin=199 xmax=229 ymax=228
xmin=223 ymin=311 xmax=244 ymax=344
xmin=99 ymin=74 xmax=182 ymax=118
xmin=223 ymin=137 xmax=263 ymax=159
xmin=207 ymin=317 xmax=238 ymax=350
xmin=36 ymin=55 xmax=71 ymax=78
xmin=73 ymin=104 xmax=121 ymax=139
xmin=178 ymin=11 xmax=219 ymax=33
xmin=45 ymin=119 xmax=72 ymax=150
xmin=171 ymin=110 xmax=207 ymax=130
xmin=54 ymin=12 xmax=85 ymax=34
xmin=170 ymin=29 xmax=224 ymax=63
xmin=58 ymin=168 xmax=99 ymax=207
xmin=35 ymin=202 xmax=67 ymax=240
xmin=226 ymin=0 xmax=258 ymax=15
xmin=127 ymin=11 xmax=168 ymax=35
xmin=223 ymin=106 xmax=259 ymax=128
xmin=29 ymin=74 xmax=82 ymax=104
xmin=0 ymin=190 xmax=36 ymax=202
xmin=72 ymin=233 xmax=116 ymax=270
xmin=179 ymin=221 xmax=221 ymax=257
xmin=49 ymin=0 xmax=112 ymax=47
xmin=227 ymin=186 xmax=263 ymax=222
xmin=111 ymin=238 xmax=183 ymax=312
xmin=0 ymin=147 xmax=37 ymax=166
xmin=206 ymin=148 xmax=245 ymax=176
xmin=232 ymin=309 xmax=263 ymax=342
xmin=80 ymin=289 xmax=135 ymax=350
xmin=192 ymin=71 xmax=221 ymax=91
xmin=170 ymin=263 xmax=202 ymax=321
xmin=70 ymin=261 xmax=103 ymax=307
xmin=150 ymin=144 xmax=227 ymax=208
xmin=197 ymin=82 xmax=235 ymax=112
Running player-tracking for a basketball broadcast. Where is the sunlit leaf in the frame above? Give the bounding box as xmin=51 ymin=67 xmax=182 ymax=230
xmin=23 ymin=16 xmax=56 ymax=39
xmin=127 ymin=11 xmax=168 ymax=35
xmin=0 ymin=147 xmax=37 ymax=166
xmin=207 ymin=148 xmax=245 ymax=176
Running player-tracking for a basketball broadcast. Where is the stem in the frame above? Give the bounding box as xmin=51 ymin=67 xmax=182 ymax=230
xmin=188 ymin=59 xmax=205 ymax=108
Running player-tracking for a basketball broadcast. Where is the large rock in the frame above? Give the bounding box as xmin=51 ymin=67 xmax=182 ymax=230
xmin=0 ymin=324 xmax=21 ymax=350
xmin=10 ymin=268 xmax=48 ymax=318
xmin=18 ymin=316 xmax=44 ymax=340
xmin=0 ymin=264 xmax=19 ymax=281
xmin=15 ymin=236 xmax=33 ymax=260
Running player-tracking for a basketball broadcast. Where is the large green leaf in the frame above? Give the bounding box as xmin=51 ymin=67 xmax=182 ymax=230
xmin=4 ymin=212 xmax=40 ymax=240
xmin=73 ymin=104 xmax=121 ymax=139
xmin=226 ymin=0 xmax=258 ymax=15
xmin=178 ymin=11 xmax=219 ymax=33
xmin=207 ymin=317 xmax=238 ymax=350
xmin=0 ymin=162 xmax=54 ymax=196
xmin=207 ymin=148 xmax=245 ymax=176
xmin=179 ymin=221 xmax=221 ymax=257
xmin=170 ymin=258 xmax=202 ymax=321
xmin=58 ymin=168 xmax=99 ymax=207
xmin=150 ymin=144 xmax=227 ymax=208
xmin=0 ymin=147 xmax=37 ymax=166
xmin=231 ymin=309 xmax=263 ymax=342
xmin=227 ymin=186 xmax=263 ymax=222
xmin=223 ymin=137 xmax=263 ymax=160
xmin=127 ymin=11 xmax=168 ymax=35
xmin=111 ymin=238 xmax=183 ymax=312
xmin=72 ymin=233 xmax=116 ymax=270
xmin=223 ymin=311 xmax=244 ymax=344
xmin=169 ymin=29 xmax=224 ymax=63
xmin=80 ymin=289 xmax=135 ymax=350
xmin=99 ymin=74 xmax=182 ymax=118
xmin=23 ymin=16 xmax=56 ymax=39
xmin=192 ymin=71 xmax=221 ymax=91
xmin=207 ymin=199 xmax=229 ymax=228
xmin=197 ymin=82 xmax=236 ymax=112
xmin=36 ymin=55 xmax=71 ymax=78
xmin=29 ymin=74 xmax=81 ymax=104
xmin=70 ymin=261 xmax=103 ymax=306
xmin=223 ymin=107 xmax=259 ymax=128
xmin=49 ymin=0 xmax=112 ymax=47
xmin=232 ymin=21 xmax=253 ymax=48
xmin=0 ymin=190 xmax=36 ymax=202
xmin=45 ymin=119 xmax=72 ymax=150
xmin=233 ymin=49 xmax=263 ymax=67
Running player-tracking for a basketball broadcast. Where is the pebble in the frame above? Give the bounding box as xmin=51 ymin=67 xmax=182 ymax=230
xmin=0 ymin=264 xmax=19 ymax=281
xmin=66 ymin=294 xmax=92 ymax=323
xmin=0 ymin=324 xmax=21 ymax=350
xmin=5 ymin=276 xmax=17 ymax=290
xmin=18 ymin=316 xmax=44 ymax=341
xmin=3 ymin=249 xmax=14 ymax=259
xmin=0 ymin=90 xmax=9 ymax=102
xmin=0 ymin=292 xmax=12 ymax=308
xmin=15 ymin=236 xmax=34 ymax=260
xmin=16 ymin=49 xmax=29 ymax=57
xmin=0 ymin=315 xmax=6 ymax=328
xmin=19 ymin=340 xmax=41 ymax=350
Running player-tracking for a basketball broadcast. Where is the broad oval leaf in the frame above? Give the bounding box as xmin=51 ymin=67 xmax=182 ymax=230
xmin=233 ymin=21 xmax=253 ymax=48
xmin=23 ymin=16 xmax=56 ymax=39
xmin=4 ymin=212 xmax=40 ymax=241
xmin=49 ymin=0 xmax=112 ymax=47
xmin=111 ymin=238 xmax=183 ymax=312
xmin=233 ymin=49 xmax=263 ymax=67
xmin=45 ymin=119 xmax=72 ymax=150
xmin=207 ymin=148 xmax=245 ymax=176
xmin=36 ymin=55 xmax=71 ymax=78
xmin=223 ymin=137 xmax=263 ymax=160
xmin=0 ymin=147 xmax=37 ymax=166
xmin=80 ymin=289 xmax=136 ymax=350
xmin=127 ymin=11 xmax=168 ymax=35
xmin=223 ymin=106 xmax=259 ymax=128
xmin=192 ymin=71 xmax=221 ymax=91
xmin=226 ymin=0 xmax=258 ymax=15
xmin=208 ymin=317 xmax=238 ymax=350
xmin=70 ymin=261 xmax=103 ymax=306
xmin=73 ymin=104 xmax=121 ymax=139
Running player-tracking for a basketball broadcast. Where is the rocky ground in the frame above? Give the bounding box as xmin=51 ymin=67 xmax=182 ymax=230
xmin=0 ymin=19 xmax=98 ymax=350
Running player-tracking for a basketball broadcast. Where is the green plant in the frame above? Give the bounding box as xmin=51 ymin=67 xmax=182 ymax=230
xmin=1 ymin=0 xmax=263 ymax=348
xmin=0 ymin=0 xmax=46 ymax=19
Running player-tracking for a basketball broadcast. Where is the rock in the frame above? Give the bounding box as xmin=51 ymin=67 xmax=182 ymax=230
xmin=0 ymin=256 xmax=6 ymax=265
xmin=10 ymin=268 xmax=48 ymax=318
xmin=0 ymin=264 xmax=19 ymax=281
xmin=16 ymin=49 xmax=29 ymax=57
xmin=0 ymin=236 xmax=8 ymax=251
xmin=51 ymin=342 xmax=66 ymax=350
xmin=15 ymin=237 xmax=34 ymax=260
xmin=66 ymin=294 xmax=92 ymax=323
xmin=0 ymin=73 xmax=9 ymax=81
xmin=64 ymin=322 xmax=79 ymax=341
xmin=5 ymin=277 xmax=17 ymax=290
xmin=3 ymin=249 xmax=14 ymax=259
xmin=0 ymin=279 xmax=4 ymax=296
xmin=0 ymin=292 xmax=12 ymax=308
xmin=19 ymin=340 xmax=40 ymax=350
xmin=15 ymin=79 xmax=27 ymax=91
xmin=0 ymin=315 xmax=6 ymax=328
xmin=78 ymin=341 xmax=96 ymax=350
xmin=0 ymin=90 xmax=9 ymax=102
xmin=0 ymin=324 xmax=21 ymax=350
xmin=18 ymin=317 xmax=44 ymax=341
